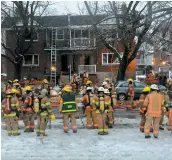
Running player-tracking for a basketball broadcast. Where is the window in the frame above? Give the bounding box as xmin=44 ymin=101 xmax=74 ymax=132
xmin=119 ymin=82 xmax=128 ymax=87
xmin=102 ymin=53 xmax=114 ymax=65
xmin=57 ymin=29 xmax=64 ymax=39
xmin=102 ymin=53 xmax=123 ymax=65
xmin=71 ymin=29 xmax=92 ymax=47
xmin=134 ymin=82 xmax=145 ymax=88
xmin=25 ymin=28 xmax=38 ymax=41
xmin=23 ymin=54 xmax=39 ymax=66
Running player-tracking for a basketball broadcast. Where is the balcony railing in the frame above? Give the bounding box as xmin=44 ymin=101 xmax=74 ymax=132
xmin=55 ymin=38 xmax=96 ymax=49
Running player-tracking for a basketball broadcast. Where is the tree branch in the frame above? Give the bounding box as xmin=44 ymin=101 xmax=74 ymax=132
xmin=1 ymin=54 xmax=16 ymax=65
xmin=84 ymin=1 xmax=121 ymax=62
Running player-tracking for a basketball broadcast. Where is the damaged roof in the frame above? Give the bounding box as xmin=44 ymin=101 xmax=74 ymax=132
xmin=1 ymin=15 xmax=104 ymax=28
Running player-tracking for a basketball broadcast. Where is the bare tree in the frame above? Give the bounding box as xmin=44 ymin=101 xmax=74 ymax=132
xmin=1 ymin=1 xmax=52 ymax=79
xmin=84 ymin=1 xmax=172 ymax=80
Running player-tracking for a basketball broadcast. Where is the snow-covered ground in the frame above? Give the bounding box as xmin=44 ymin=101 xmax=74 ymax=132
xmin=1 ymin=116 xmax=172 ymax=160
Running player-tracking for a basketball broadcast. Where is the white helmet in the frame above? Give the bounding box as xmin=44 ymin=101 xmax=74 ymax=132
xmin=86 ymin=87 xmax=92 ymax=91
xmin=104 ymin=89 xmax=110 ymax=94
xmin=150 ymin=84 xmax=159 ymax=90
xmin=51 ymin=90 xmax=57 ymax=96
xmin=102 ymin=81 xmax=108 ymax=86
xmin=98 ymin=87 xmax=104 ymax=92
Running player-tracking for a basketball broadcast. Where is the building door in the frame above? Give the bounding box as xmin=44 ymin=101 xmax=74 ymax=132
xmin=61 ymin=55 xmax=68 ymax=71
xmin=84 ymin=56 xmax=90 ymax=65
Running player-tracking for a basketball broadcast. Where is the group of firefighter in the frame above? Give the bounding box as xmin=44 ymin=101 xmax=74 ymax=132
xmin=1 ymin=74 xmax=172 ymax=139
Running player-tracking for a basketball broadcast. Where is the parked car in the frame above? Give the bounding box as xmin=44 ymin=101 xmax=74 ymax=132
xmin=115 ymin=80 xmax=146 ymax=101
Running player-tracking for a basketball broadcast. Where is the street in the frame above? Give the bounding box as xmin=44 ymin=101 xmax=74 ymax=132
xmin=1 ymin=115 xmax=172 ymax=160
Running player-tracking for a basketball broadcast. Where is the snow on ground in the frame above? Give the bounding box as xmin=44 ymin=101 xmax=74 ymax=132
xmin=1 ymin=117 xmax=172 ymax=160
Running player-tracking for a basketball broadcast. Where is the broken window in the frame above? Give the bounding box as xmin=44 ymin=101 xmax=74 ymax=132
xmin=23 ymin=54 xmax=39 ymax=66
xmin=25 ymin=28 xmax=38 ymax=41
xmin=82 ymin=30 xmax=89 ymax=38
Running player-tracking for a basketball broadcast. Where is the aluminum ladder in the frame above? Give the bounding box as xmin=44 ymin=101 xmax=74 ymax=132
xmin=50 ymin=28 xmax=57 ymax=86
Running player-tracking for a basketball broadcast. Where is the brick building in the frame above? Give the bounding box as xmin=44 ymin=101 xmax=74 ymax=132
xmin=1 ymin=14 xmax=136 ymax=83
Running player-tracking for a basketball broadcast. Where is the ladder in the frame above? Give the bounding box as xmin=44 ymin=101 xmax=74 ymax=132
xmin=50 ymin=28 xmax=57 ymax=86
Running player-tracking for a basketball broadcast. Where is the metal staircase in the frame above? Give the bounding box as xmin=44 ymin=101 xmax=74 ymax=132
xmin=50 ymin=28 xmax=57 ymax=86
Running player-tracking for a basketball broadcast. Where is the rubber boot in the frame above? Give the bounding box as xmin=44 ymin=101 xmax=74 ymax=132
xmin=145 ymin=135 xmax=151 ymax=139
xmin=30 ymin=128 xmax=34 ymax=132
xmin=8 ymin=133 xmax=12 ymax=136
xmin=98 ymin=132 xmax=104 ymax=135
xmin=24 ymin=128 xmax=30 ymax=132
xmin=73 ymin=130 xmax=77 ymax=133
xmin=159 ymin=126 xmax=164 ymax=130
xmin=37 ymin=133 xmax=40 ymax=137
xmin=108 ymin=125 xmax=113 ymax=128
xmin=154 ymin=135 xmax=158 ymax=139
xmin=13 ymin=133 xmax=21 ymax=136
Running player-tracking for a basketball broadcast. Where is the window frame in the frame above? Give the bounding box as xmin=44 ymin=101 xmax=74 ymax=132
xmin=102 ymin=53 xmax=115 ymax=65
xmin=102 ymin=52 xmax=123 ymax=65
xmin=71 ymin=28 xmax=92 ymax=47
xmin=23 ymin=54 xmax=39 ymax=66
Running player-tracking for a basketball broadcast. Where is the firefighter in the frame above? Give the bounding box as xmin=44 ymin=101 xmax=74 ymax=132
xmin=42 ymin=79 xmax=49 ymax=90
xmin=93 ymin=87 xmax=109 ymax=135
xmin=36 ymin=89 xmax=55 ymax=136
xmin=23 ymin=86 xmax=35 ymax=132
xmin=158 ymin=85 xmax=169 ymax=130
xmin=104 ymin=78 xmax=112 ymax=90
xmin=2 ymin=89 xmax=20 ymax=136
xmin=5 ymin=80 xmax=13 ymax=91
xmin=82 ymin=71 xmax=89 ymax=86
xmin=71 ymin=73 xmax=79 ymax=93
xmin=143 ymin=84 xmax=165 ymax=139
xmin=82 ymin=87 xmax=98 ymax=129
xmin=13 ymin=82 xmax=23 ymax=119
xmin=167 ymin=101 xmax=172 ymax=132
xmin=104 ymin=89 xmax=114 ymax=128
xmin=138 ymin=86 xmax=151 ymax=132
xmin=127 ymin=78 xmax=135 ymax=109
xmin=59 ymin=85 xmax=78 ymax=133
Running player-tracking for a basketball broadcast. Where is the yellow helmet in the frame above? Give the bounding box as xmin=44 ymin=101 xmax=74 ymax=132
xmin=25 ymin=86 xmax=32 ymax=91
xmin=64 ymin=85 xmax=72 ymax=92
xmin=43 ymin=79 xmax=48 ymax=84
xmin=86 ymin=80 xmax=92 ymax=85
xmin=105 ymin=78 xmax=109 ymax=81
xmin=49 ymin=114 xmax=56 ymax=120
xmin=11 ymin=88 xmax=17 ymax=93
xmin=142 ymin=86 xmax=150 ymax=92
xmin=34 ymin=98 xmax=39 ymax=103
xmin=13 ymin=79 xmax=19 ymax=83
xmin=13 ymin=82 xmax=20 ymax=86
xmin=128 ymin=78 xmax=133 ymax=82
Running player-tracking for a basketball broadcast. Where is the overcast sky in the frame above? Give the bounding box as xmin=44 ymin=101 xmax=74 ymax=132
xmin=49 ymin=1 xmax=86 ymax=15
